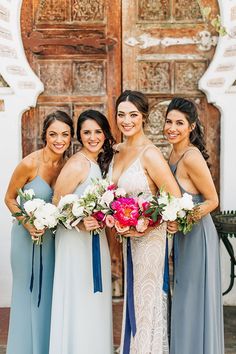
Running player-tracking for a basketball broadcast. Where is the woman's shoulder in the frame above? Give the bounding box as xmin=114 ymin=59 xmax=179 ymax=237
xmin=63 ymin=151 xmax=90 ymax=171
xmin=18 ymin=150 xmax=40 ymax=173
xmin=142 ymin=143 xmax=164 ymax=160
xmin=182 ymin=147 xmax=207 ymax=170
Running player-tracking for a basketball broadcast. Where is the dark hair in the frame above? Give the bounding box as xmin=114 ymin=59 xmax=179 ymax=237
xmin=115 ymin=90 xmax=149 ymax=123
xmin=41 ymin=110 xmax=74 ymax=145
xmin=76 ymin=109 xmax=115 ymax=177
xmin=165 ymin=97 xmax=209 ymax=162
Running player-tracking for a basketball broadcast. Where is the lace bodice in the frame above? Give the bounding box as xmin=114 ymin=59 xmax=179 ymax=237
xmin=118 ymin=157 xmax=152 ymax=200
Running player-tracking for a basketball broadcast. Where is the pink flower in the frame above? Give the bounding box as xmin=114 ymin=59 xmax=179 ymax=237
xmin=105 ymin=215 xmax=115 ymax=228
xmin=107 ymin=183 xmax=117 ymax=191
xmin=114 ymin=220 xmax=129 ymax=233
xmin=111 ymin=197 xmax=139 ymax=227
xmin=136 ymin=217 xmax=149 ymax=232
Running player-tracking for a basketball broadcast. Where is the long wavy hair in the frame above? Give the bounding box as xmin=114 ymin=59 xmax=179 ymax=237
xmin=165 ymin=97 xmax=209 ymax=162
xmin=76 ymin=109 xmax=115 ymax=177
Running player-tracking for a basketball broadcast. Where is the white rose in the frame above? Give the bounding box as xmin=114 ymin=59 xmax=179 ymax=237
xmin=100 ymin=190 xmax=115 ymax=206
xmin=178 ymin=209 xmax=186 ymax=218
xmin=24 ymin=189 xmax=35 ymax=199
xmin=179 ymin=193 xmax=194 ymax=210
xmin=158 ymin=192 xmax=170 ymax=206
xmin=24 ymin=199 xmax=45 ymax=214
xmin=72 ymin=201 xmax=84 ymax=217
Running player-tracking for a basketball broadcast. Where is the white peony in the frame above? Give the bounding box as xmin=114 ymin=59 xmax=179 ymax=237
xmin=179 ymin=193 xmax=194 ymax=210
xmin=100 ymin=190 xmax=115 ymax=206
xmin=34 ymin=203 xmax=59 ymax=229
xmin=33 ymin=218 xmax=45 ymax=230
xmin=162 ymin=199 xmax=180 ymax=221
xmin=24 ymin=198 xmax=45 ymax=214
xmin=58 ymin=194 xmax=78 ymax=210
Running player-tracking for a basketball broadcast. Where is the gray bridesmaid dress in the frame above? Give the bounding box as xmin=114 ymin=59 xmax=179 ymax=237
xmin=170 ymin=161 xmax=224 ymax=354
xmin=6 ymin=176 xmax=55 ymax=354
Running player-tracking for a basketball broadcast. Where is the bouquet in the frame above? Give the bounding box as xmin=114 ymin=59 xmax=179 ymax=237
xmin=146 ymin=190 xmax=201 ymax=235
xmin=13 ymin=188 xmax=59 ymax=244
xmin=57 ymin=178 xmax=115 ymax=231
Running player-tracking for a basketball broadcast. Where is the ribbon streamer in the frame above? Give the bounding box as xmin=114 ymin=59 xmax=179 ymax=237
xmin=162 ymin=237 xmax=169 ymax=294
xmin=123 ymin=237 xmax=137 ymax=354
xmin=92 ymin=231 xmax=103 ymax=293
xmin=29 ymin=243 xmax=43 ymax=307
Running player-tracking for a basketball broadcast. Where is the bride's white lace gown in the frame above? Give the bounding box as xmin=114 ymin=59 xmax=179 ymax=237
xmin=111 ymin=151 xmax=169 ymax=354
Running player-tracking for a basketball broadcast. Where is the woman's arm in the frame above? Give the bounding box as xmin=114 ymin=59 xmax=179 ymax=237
xmin=4 ymin=155 xmax=44 ymax=239
xmin=5 ymin=157 xmax=34 ymax=216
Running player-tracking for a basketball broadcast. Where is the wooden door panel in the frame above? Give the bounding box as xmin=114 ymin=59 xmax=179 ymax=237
xmin=21 ymin=0 xmax=121 ymax=157
xmin=21 ymin=0 xmax=122 ymax=296
xmin=122 ymin=0 xmax=220 ymax=192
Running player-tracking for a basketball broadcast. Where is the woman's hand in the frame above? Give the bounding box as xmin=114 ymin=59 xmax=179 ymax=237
xmin=167 ymin=220 xmax=178 ymax=234
xmin=83 ymin=216 xmax=101 ymax=232
xmin=23 ymin=222 xmax=45 ymax=242
xmin=119 ymin=228 xmax=146 ymax=238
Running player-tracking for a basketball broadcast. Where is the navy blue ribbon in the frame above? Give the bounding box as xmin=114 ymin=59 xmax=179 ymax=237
xmin=30 ymin=243 xmax=43 ymax=307
xmin=162 ymin=237 xmax=169 ymax=293
xmin=92 ymin=231 xmax=103 ymax=293
xmin=123 ymin=237 xmax=136 ymax=354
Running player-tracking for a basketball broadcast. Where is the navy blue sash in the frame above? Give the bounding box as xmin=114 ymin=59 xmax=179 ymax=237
xmin=30 ymin=243 xmax=43 ymax=307
xmin=92 ymin=231 xmax=103 ymax=293
xmin=123 ymin=237 xmax=137 ymax=354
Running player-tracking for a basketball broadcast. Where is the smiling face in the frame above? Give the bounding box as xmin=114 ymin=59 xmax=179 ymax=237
xmin=164 ymin=109 xmax=194 ymax=146
xmin=116 ymin=101 xmax=144 ymax=137
xmin=79 ymin=119 xmax=105 ymax=157
xmin=45 ymin=120 xmax=71 ymax=155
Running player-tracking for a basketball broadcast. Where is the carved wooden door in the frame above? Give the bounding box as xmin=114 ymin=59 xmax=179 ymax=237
xmin=122 ymin=0 xmax=220 ymax=192
xmin=21 ymin=0 xmax=121 ymax=156
xmin=20 ymin=0 xmax=123 ymax=297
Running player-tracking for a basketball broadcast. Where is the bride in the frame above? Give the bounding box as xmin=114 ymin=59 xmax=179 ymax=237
xmin=110 ymin=90 xmax=181 ymax=354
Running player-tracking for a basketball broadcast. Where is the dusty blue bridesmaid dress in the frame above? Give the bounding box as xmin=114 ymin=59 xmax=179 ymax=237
xmin=6 ymin=176 xmax=55 ymax=354
xmin=170 ymin=162 xmax=224 ymax=354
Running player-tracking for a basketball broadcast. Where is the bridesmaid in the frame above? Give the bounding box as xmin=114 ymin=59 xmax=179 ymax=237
xmin=110 ymin=90 xmax=181 ymax=354
xmin=164 ymin=97 xmax=224 ymax=354
xmin=4 ymin=110 xmax=74 ymax=354
xmin=49 ymin=110 xmax=115 ymax=354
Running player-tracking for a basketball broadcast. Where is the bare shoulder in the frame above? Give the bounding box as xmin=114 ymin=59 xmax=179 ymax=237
xmin=183 ymin=148 xmax=207 ymax=169
xmin=143 ymin=144 xmax=165 ymax=162
xmin=16 ymin=150 xmax=40 ymax=174
xmin=62 ymin=151 xmax=89 ymax=172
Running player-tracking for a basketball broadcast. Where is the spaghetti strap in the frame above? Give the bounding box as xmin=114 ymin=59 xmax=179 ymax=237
xmin=78 ymin=152 xmax=98 ymax=165
xmin=171 ymin=147 xmax=199 ymax=168
xmin=139 ymin=144 xmax=154 ymax=157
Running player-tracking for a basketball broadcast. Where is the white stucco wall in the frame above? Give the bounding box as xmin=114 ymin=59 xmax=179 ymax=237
xmin=0 ymin=0 xmax=236 ymax=307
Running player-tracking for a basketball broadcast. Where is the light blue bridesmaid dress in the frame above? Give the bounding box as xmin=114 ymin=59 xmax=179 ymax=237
xmin=170 ymin=161 xmax=224 ymax=354
xmin=49 ymin=155 xmax=113 ymax=354
xmin=6 ymin=176 xmax=55 ymax=354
